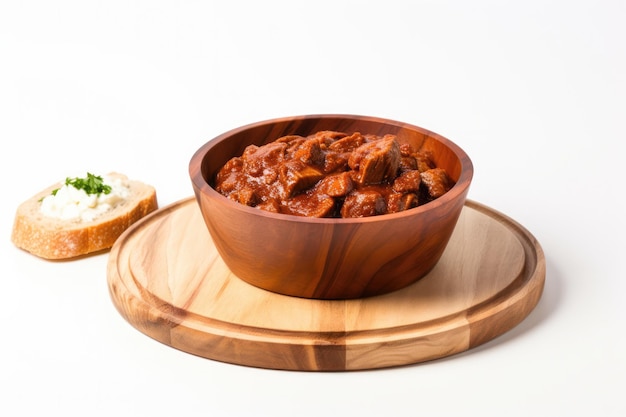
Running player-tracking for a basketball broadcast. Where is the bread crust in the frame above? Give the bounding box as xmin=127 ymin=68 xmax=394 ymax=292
xmin=11 ymin=173 xmax=158 ymax=259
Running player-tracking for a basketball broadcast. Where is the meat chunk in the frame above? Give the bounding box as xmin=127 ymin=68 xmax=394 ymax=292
xmin=414 ymin=151 xmax=436 ymax=172
xmin=387 ymin=192 xmax=419 ymax=213
xmin=392 ymin=170 xmax=422 ymax=194
xmin=328 ymin=132 xmax=366 ymax=153
xmin=323 ymin=152 xmax=349 ymax=173
xmin=242 ymin=142 xmax=287 ymax=177
xmin=310 ymin=130 xmax=348 ymax=142
xmin=292 ymin=137 xmax=325 ymax=167
xmin=214 ymin=169 xmax=245 ymax=195
xmin=215 ymin=156 xmax=243 ymax=184
xmin=280 ymin=135 xmax=307 ymax=159
xmin=399 ymin=142 xmax=416 ymax=156
xmin=230 ymin=187 xmax=257 ymax=206
xmin=315 ymin=172 xmax=353 ymax=197
xmin=256 ymin=198 xmax=280 ymax=213
xmin=420 ymin=168 xmax=453 ymax=198
xmin=282 ymin=192 xmax=336 ymax=217
xmin=348 ymin=135 xmax=401 ymax=185
xmin=399 ymin=156 xmax=418 ymax=172
xmin=340 ymin=190 xmax=386 ymax=218
xmin=279 ymin=160 xmax=324 ymax=199
xmin=276 ymin=135 xmax=305 ymax=144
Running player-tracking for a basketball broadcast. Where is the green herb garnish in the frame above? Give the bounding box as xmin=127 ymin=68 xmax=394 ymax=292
xmin=52 ymin=173 xmax=112 ymax=196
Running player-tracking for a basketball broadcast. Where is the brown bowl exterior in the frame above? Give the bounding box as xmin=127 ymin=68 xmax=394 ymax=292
xmin=190 ymin=115 xmax=473 ymax=299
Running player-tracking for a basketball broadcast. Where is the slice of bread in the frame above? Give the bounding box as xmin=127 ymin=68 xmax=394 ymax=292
xmin=11 ymin=172 xmax=158 ymax=260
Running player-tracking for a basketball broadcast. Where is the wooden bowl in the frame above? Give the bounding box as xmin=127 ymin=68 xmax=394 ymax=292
xmin=189 ymin=114 xmax=473 ymax=299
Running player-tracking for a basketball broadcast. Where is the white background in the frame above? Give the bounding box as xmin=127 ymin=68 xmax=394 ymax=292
xmin=1 ymin=1 xmax=624 ymax=416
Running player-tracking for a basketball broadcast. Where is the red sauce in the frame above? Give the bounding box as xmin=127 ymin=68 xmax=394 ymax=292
xmin=215 ymin=131 xmax=453 ymax=218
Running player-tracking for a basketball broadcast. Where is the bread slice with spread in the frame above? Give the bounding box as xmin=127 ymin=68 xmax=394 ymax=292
xmin=11 ymin=172 xmax=158 ymax=259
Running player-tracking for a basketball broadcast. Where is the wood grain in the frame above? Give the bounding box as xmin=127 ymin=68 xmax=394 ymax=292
xmin=107 ymin=197 xmax=545 ymax=371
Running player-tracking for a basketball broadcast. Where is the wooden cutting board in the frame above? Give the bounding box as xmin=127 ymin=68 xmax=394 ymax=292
xmin=107 ymin=197 xmax=545 ymax=371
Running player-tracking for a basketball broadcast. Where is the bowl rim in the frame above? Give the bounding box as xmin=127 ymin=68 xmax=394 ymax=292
xmin=190 ymin=114 xmax=474 ymax=224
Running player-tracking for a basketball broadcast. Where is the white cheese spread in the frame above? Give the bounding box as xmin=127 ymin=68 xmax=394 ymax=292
xmin=40 ymin=175 xmax=130 ymax=222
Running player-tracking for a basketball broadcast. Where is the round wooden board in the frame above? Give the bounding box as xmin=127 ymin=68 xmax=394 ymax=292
xmin=107 ymin=197 xmax=545 ymax=371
